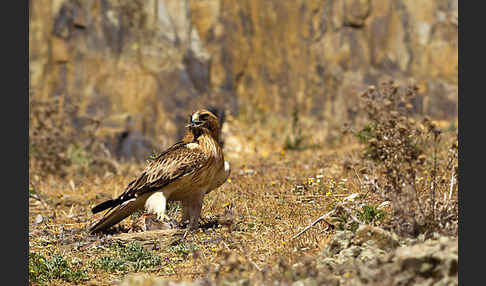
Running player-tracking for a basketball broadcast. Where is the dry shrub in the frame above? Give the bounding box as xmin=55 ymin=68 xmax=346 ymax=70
xmin=283 ymin=104 xmax=306 ymax=150
xmin=349 ymin=80 xmax=458 ymax=237
xmin=29 ymin=96 xmax=100 ymax=178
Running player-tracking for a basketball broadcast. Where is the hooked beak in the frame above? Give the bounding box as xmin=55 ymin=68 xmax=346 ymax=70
xmin=186 ymin=112 xmax=206 ymax=128
xmin=186 ymin=118 xmax=204 ymax=128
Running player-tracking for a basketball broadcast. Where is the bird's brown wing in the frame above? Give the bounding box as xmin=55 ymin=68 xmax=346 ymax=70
xmin=122 ymin=142 xmax=209 ymax=198
xmin=89 ymin=141 xmax=210 ymax=233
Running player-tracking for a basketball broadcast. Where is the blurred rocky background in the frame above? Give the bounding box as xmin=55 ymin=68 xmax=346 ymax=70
xmin=29 ymin=0 xmax=458 ymax=161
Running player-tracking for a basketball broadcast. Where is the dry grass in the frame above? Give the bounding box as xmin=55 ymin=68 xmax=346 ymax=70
xmin=29 ymin=144 xmax=353 ymax=284
xmin=29 ymin=84 xmax=458 ymax=285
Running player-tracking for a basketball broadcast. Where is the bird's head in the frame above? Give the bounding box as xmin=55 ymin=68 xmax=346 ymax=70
xmin=187 ymin=109 xmax=220 ymax=140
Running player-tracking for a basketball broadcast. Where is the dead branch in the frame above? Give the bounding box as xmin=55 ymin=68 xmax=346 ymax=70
xmin=291 ymin=209 xmax=336 ymax=240
xmin=449 ymin=173 xmax=455 ymax=201
xmin=338 ymin=204 xmax=364 ymax=225
xmin=291 ymin=197 xmax=367 ymax=240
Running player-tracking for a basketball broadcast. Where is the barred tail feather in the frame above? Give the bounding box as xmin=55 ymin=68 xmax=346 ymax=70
xmin=89 ymin=199 xmax=142 ymax=233
xmin=91 ymin=199 xmax=119 ymax=214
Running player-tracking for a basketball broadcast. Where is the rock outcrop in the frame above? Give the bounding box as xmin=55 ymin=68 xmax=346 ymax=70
xmin=314 ymin=228 xmax=458 ymax=286
xmin=30 ymin=0 xmax=458 ymax=154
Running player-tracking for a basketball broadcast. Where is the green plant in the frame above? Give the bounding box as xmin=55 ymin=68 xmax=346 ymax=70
xmin=334 ymin=212 xmax=359 ymax=232
xmin=93 ymin=241 xmax=162 ymax=273
xmin=357 ymin=205 xmax=387 ymax=225
xmin=354 ymin=124 xmax=375 ymax=144
xmin=120 ymin=242 xmax=162 ymax=270
xmin=353 ymin=81 xmax=458 ymax=237
xmin=165 ymin=239 xmax=199 ymax=257
xmin=67 ymin=143 xmax=93 ymax=167
xmin=29 ymin=252 xmax=89 ymax=284
xmin=94 ymin=242 xmax=162 ymax=272
xmin=93 ymin=256 xmax=128 ymax=273
xmin=284 ymin=105 xmax=306 ymax=150
xmin=332 ymin=204 xmax=387 ymax=232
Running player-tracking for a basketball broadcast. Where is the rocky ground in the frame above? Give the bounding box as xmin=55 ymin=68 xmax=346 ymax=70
xmin=115 ymin=226 xmax=458 ymax=286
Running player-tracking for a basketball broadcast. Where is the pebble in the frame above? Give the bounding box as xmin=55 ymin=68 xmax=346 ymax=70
xmin=34 ymin=214 xmax=43 ymax=224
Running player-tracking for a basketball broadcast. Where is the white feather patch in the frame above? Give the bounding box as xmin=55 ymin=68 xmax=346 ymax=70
xmin=186 ymin=142 xmax=199 ymax=149
xmin=145 ymin=192 xmax=167 ymax=218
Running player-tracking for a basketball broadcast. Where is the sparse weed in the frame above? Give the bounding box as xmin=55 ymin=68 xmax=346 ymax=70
xmin=29 ymin=252 xmax=89 ymax=284
xmin=165 ymin=239 xmax=199 ymax=257
xmin=29 ymin=96 xmax=100 ymax=178
xmin=67 ymin=143 xmax=93 ymax=168
xmin=354 ymin=124 xmax=375 ymax=144
xmin=350 ymin=80 xmax=458 ymax=237
xmin=29 ymin=97 xmax=76 ymax=177
xmin=92 ymin=241 xmax=162 ymax=273
xmin=284 ymin=104 xmax=306 ymax=150
xmin=357 ymin=204 xmax=387 ymax=225
xmin=93 ymin=256 xmax=128 ymax=273
xmin=333 ymin=211 xmax=359 ymax=232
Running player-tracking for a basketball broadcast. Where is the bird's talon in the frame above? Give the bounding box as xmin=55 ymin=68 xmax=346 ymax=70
xmin=157 ymin=214 xmax=170 ymax=222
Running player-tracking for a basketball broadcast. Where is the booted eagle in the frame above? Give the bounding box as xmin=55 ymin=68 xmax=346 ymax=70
xmin=89 ymin=109 xmax=230 ymax=233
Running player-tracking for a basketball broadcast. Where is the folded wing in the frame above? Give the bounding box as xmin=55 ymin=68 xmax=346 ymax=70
xmin=89 ymin=141 xmax=209 ymax=233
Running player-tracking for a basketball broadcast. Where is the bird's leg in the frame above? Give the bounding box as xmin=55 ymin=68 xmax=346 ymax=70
xmin=181 ymin=193 xmax=204 ymax=230
xmin=181 ymin=200 xmax=191 ymax=226
xmin=189 ymin=199 xmax=203 ymax=230
xmin=189 ymin=200 xmax=202 ymax=229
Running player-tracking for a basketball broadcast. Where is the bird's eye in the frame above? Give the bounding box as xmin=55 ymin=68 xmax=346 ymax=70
xmin=200 ymin=113 xmax=210 ymax=121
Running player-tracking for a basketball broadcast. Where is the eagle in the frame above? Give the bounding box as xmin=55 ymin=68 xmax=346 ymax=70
xmin=89 ymin=109 xmax=230 ymax=233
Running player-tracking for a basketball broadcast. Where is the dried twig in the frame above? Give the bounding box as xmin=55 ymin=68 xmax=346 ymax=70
xmin=29 ymin=193 xmax=42 ymax=201
xmin=338 ymin=204 xmax=364 ymax=225
xmin=354 ymin=167 xmax=372 ymax=200
xmin=248 ymin=257 xmax=262 ymax=272
xmin=291 ymin=209 xmax=336 ymax=240
xmin=291 ymin=195 xmax=368 ymax=240
xmin=449 ymin=174 xmax=455 ymax=201
xmin=353 ymin=167 xmax=363 ymax=186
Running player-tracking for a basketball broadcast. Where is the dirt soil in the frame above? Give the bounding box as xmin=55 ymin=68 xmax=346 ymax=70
xmin=29 ymin=116 xmax=458 ymax=286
